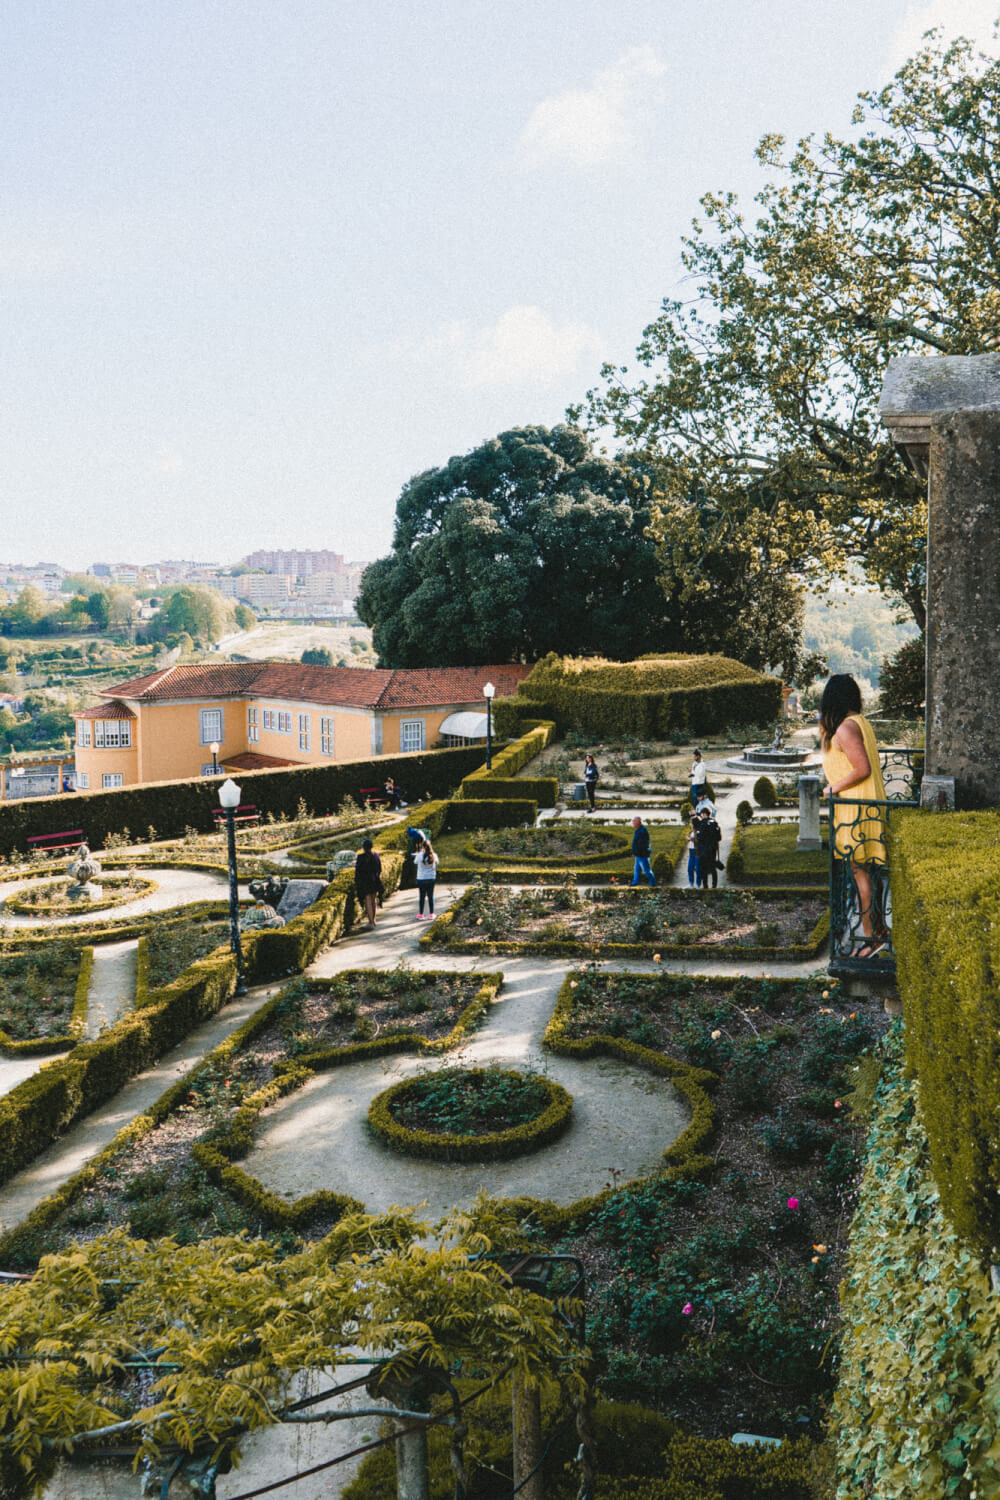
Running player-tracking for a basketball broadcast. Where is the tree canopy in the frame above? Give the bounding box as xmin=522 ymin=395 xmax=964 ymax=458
xmin=578 ymin=29 xmax=1000 ymax=632
xmin=357 ymin=425 xmax=677 ymax=666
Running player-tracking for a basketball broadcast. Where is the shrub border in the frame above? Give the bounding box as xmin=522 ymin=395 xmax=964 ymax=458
xmin=367 ymin=1068 xmax=573 ymax=1162
xmin=462 ymin=825 xmax=631 ymax=865
xmin=420 ymin=886 xmax=830 ymax=961
xmin=725 ymin=822 xmax=830 ymax=886
xmin=0 ymin=946 xmax=93 ymax=1058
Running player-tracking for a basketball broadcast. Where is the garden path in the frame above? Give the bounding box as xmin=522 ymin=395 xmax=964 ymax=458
xmin=83 ymin=940 xmax=138 ymax=1039
xmin=0 ymin=865 xmax=244 ymax=927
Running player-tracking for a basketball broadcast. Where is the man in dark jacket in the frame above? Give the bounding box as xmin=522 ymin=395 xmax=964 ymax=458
xmin=630 ymin=816 xmax=657 ymax=887
xmin=694 ymin=808 xmax=722 ymax=889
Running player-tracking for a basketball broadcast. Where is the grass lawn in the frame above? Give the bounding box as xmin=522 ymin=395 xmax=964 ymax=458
xmin=430 ymin=820 xmax=687 ymax=883
xmin=727 ymin=822 xmax=829 ymax=885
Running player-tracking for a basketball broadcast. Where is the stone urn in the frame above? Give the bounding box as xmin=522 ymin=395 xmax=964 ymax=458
xmin=240 ymin=898 xmax=285 ymax=932
xmin=66 ymin=843 xmax=102 ymax=902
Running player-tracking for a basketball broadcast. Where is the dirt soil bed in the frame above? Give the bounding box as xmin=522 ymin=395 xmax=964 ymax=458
xmin=432 ymin=883 xmax=827 ymax=955
xmin=0 ymin=941 xmax=82 ymax=1039
xmin=555 ymin=969 xmax=891 ymax=1439
xmin=8 ymin=970 xmax=485 ymax=1263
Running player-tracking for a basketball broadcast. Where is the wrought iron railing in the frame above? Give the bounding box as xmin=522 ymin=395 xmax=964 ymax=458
xmin=828 ymin=792 xmax=919 ymax=976
xmin=878 ymin=746 xmax=923 ymax=803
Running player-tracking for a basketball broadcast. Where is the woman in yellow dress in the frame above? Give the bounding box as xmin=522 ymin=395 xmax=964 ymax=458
xmin=819 ymin=674 xmax=888 ymax=958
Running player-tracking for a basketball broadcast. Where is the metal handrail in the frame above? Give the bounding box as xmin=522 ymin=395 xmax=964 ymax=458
xmin=827 ymin=791 xmax=919 ymax=976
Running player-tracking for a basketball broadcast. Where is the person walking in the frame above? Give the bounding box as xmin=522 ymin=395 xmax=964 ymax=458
xmin=413 ymin=836 xmax=439 ymax=919
xmin=353 ymin=838 xmax=383 ymax=929
xmin=694 ymin=807 xmax=722 ymax=889
xmin=819 ymin=673 xmax=888 ymax=958
xmin=690 ymin=749 xmax=706 ymax=797
xmin=630 ymin=816 xmax=657 ymax=887
xmin=583 ymin=753 xmax=600 ymax=812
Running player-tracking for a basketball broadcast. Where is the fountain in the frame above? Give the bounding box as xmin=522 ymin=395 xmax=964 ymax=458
xmin=725 ymin=723 xmax=810 ymax=772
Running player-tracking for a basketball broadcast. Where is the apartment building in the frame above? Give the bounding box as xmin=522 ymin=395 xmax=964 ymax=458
xmin=72 ymin=660 xmax=530 ymax=788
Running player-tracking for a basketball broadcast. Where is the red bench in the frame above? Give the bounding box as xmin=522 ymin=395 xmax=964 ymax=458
xmin=211 ymin=804 xmax=261 ymax=828
xmin=359 ymin=787 xmax=388 ymax=807
xmin=27 ymin=829 xmax=85 ymax=856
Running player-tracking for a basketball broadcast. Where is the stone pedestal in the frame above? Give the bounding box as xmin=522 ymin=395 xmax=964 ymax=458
xmin=797 ymin=775 xmax=822 ymax=852
xmin=919 ymin=774 xmax=956 ymax=811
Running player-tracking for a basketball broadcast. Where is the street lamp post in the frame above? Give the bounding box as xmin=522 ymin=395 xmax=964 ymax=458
xmin=210 ymin=741 xmax=220 ymax=775
xmin=218 ymin=778 xmax=247 ymax=995
xmin=483 ymin=681 xmax=495 ymax=771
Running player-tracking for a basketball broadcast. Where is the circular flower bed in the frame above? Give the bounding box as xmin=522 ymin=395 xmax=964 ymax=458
xmin=368 ymin=1066 xmax=573 ymax=1161
xmin=466 ymin=823 xmax=629 ymax=864
xmin=4 ymin=873 xmax=159 ymax=917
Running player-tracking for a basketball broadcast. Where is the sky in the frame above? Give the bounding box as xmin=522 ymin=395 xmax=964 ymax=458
xmin=2 ymin=0 xmax=998 ymax=572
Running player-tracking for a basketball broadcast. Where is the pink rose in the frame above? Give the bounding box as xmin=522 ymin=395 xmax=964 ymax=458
xmin=682 ymin=1302 xmax=693 ymax=1315
xmin=787 ymin=1197 xmax=800 ymax=1211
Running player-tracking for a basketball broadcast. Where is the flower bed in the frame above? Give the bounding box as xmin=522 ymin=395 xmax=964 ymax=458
xmin=4 ymin=872 xmax=158 ymax=916
xmin=368 ymin=1067 xmax=573 ymax=1161
xmin=0 ymin=968 xmax=499 ymax=1264
xmin=427 ymin=822 xmax=687 ymax=885
xmin=423 ymin=881 xmax=829 ymax=960
xmin=465 ymin=822 xmax=629 ymax=862
xmin=547 ymin=969 xmax=888 ymax=1436
xmin=0 ymin=940 xmax=91 ymax=1051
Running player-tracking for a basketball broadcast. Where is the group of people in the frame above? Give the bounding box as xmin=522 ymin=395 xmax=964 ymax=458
xmin=352 ymin=824 xmax=440 ymax=929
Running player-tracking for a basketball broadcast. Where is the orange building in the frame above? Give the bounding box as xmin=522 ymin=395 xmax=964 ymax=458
xmin=72 ymin=661 xmax=530 ymax=789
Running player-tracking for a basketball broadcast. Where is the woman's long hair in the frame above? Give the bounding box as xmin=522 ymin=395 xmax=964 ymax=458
xmin=819 ymin=674 xmax=863 ymax=750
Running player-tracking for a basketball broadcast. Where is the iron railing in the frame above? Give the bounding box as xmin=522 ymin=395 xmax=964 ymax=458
xmin=828 ymin=792 xmax=918 ymax=977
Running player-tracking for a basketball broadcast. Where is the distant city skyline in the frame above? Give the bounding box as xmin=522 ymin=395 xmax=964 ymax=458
xmin=1 ymin=1 xmax=995 ymax=569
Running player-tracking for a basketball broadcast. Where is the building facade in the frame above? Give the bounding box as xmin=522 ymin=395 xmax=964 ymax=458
xmin=72 ymin=661 xmax=530 ymax=789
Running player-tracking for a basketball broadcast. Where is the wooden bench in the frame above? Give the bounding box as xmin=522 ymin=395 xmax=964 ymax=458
xmin=211 ymin=804 xmax=261 ymax=828
xmin=359 ymin=786 xmax=389 ymax=807
xmin=27 ymin=829 xmax=85 ymax=856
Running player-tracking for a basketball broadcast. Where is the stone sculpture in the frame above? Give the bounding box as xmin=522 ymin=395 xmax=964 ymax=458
xmin=66 ymin=843 xmax=102 ymax=901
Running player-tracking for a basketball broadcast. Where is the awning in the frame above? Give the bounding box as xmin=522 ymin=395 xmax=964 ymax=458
xmin=439 ymin=711 xmax=488 ymax=738
xmin=221 ymin=751 xmax=299 ymax=770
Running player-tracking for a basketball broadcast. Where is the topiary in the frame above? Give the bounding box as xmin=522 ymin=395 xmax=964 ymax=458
xmin=736 ymin=800 xmax=754 ymax=826
xmin=753 ymin=775 xmax=777 ymax=808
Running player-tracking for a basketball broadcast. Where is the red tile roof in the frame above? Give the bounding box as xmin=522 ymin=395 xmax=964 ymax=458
xmin=221 ymin=751 xmax=299 ymax=770
xmin=73 ymin=702 xmax=136 ymax=720
xmin=98 ymin=661 xmax=531 ymax=711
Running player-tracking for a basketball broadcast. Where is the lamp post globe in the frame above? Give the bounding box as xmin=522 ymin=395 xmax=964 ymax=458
xmin=210 ymin=741 xmax=220 ymax=775
xmin=483 ymin=681 xmax=496 ymax=771
xmin=218 ymin=778 xmax=247 ymax=994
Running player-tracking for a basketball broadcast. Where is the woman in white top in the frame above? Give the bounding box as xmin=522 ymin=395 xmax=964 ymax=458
xmin=690 ymin=749 xmax=706 ymax=792
xmin=414 ymin=838 xmax=439 ymax=919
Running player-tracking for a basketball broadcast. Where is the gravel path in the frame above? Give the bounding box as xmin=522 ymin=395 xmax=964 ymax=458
xmin=0 ymin=865 xmax=242 ymax=927
xmin=83 ymin=941 xmax=138 ymax=1038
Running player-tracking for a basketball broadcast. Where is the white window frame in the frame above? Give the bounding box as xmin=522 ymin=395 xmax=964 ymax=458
xmin=201 ymin=764 xmax=219 ymax=777
xmin=400 ymin=719 xmax=425 ymax=753
xmin=102 ymin=772 xmax=124 ymax=789
xmin=77 ymin=722 xmax=91 ymax=747
xmin=247 ymin=707 xmax=259 ymax=743
xmin=320 ymin=716 xmax=335 ymax=756
xmin=277 ymin=711 xmax=292 ymax=734
xmin=94 ymin=720 xmax=131 ymax=749
xmin=76 ymin=772 xmax=89 ymax=789
xmin=199 ymin=707 xmax=223 ymax=746
xmin=262 ymin=709 xmax=275 ymax=731
xmin=298 ymin=712 xmax=310 ymax=751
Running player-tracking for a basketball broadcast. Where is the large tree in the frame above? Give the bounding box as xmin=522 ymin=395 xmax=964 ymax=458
xmin=579 ymin=29 xmax=1000 ymax=632
xmin=358 ymin=424 xmax=678 ymax=665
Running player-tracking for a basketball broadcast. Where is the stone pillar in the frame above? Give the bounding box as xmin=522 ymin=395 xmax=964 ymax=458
xmin=512 ymin=1377 xmax=544 ymax=1500
xmin=797 ymin=775 xmax=822 ymax=851
xmin=881 ymin=355 xmax=1000 ymax=808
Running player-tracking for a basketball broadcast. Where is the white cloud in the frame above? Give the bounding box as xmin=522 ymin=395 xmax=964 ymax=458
xmin=887 ymin=0 xmax=1000 ymax=73
xmin=516 ymin=45 xmax=666 ymax=171
xmin=392 ymin=305 xmax=604 ymax=388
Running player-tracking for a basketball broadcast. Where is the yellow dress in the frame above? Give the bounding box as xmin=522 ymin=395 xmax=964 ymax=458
xmin=821 ymin=714 xmax=887 ymax=866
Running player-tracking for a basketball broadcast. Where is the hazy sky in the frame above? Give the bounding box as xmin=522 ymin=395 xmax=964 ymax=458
xmin=2 ymin=0 xmax=996 ymax=570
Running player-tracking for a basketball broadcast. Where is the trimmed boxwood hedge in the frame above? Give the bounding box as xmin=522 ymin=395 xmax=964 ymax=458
xmin=463 ymin=825 xmax=630 ymax=865
xmin=367 ymin=1068 xmax=573 ymax=1162
xmin=0 ymin=855 xmax=404 ymax=1192
xmin=494 ymin=656 xmax=782 ymax=740
xmin=0 ymin=743 xmax=487 ymax=857
xmin=3 ymin=873 xmax=158 ymax=916
xmin=726 ymin=822 xmax=829 ymax=886
xmin=459 ymin=720 xmax=559 ymax=805
xmin=422 ymin=887 xmax=830 ymax=962
xmin=891 ymin=807 xmax=1000 ymax=1257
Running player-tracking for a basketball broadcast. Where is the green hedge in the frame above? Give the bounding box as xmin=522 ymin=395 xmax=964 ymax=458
xmin=367 ymin=1069 xmax=573 ymax=1162
xmin=494 ymin=656 xmax=781 ymax=740
xmin=459 ymin=721 xmax=558 ymax=806
xmin=833 ymin=1029 xmax=1000 ymax=1499
xmin=0 ymin=856 xmax=403 ymax=1191
xmin=891 ymin=808 xmax=1000 ymax=1256
xmin=0 ymin=744 xmax=487 ymax=856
